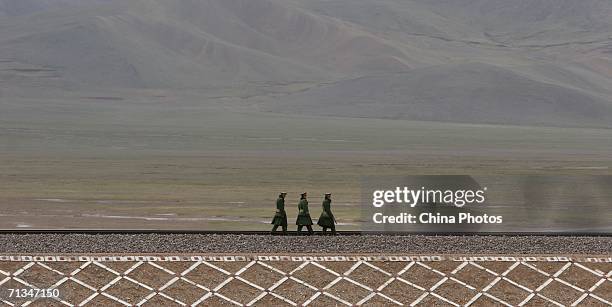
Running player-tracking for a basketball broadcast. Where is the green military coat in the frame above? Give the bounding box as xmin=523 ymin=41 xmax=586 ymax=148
xmin=317 ymin=198 xmax=335 ymax=228
xmin=271 ymin=197 xmax=287 ymax=226
xmin=295 ymin=198 xmax=313 ymax=226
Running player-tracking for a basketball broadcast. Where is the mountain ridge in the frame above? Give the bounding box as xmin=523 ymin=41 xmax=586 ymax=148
xmin=0 ymin=0 xmax=610 ymax=128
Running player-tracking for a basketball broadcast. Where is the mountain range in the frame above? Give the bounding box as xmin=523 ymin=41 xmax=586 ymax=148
xmin=0 ymin=0 xmax=610 ymax=127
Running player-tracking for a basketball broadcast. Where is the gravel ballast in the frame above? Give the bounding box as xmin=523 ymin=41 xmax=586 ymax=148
xmin=0 ymin=234 xmax=610 ymax=254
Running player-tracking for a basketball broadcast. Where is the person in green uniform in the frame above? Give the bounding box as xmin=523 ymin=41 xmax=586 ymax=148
xmin=317 ymin=193 xmax=336 ymax=235
xmin=271 ymin=192 xmax=288 ymax=235
xmin=296 ymin=192 xmax=314 ymax=235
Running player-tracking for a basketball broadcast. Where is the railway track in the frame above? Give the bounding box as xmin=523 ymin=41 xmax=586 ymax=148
xmin=0 ymin=230 xmax=610 ymax=236
xmin=0 ymin=231 xmax=609 ymax=257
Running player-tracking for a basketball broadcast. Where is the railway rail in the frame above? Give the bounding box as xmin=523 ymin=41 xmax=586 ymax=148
xmin=0 ymin=230 xmax=610 ymax=236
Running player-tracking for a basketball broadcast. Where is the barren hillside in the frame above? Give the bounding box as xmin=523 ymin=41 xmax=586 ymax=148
xmin=0 ymin=0 xmax=610 ymax=127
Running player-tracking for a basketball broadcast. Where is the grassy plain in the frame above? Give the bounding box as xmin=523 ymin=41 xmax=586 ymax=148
xmin=1 ymin=97 xmax=611 ymax=230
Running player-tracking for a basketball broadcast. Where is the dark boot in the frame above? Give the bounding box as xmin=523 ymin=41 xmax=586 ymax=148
xmin=306 ymin=225 xmax=314 ymax=235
